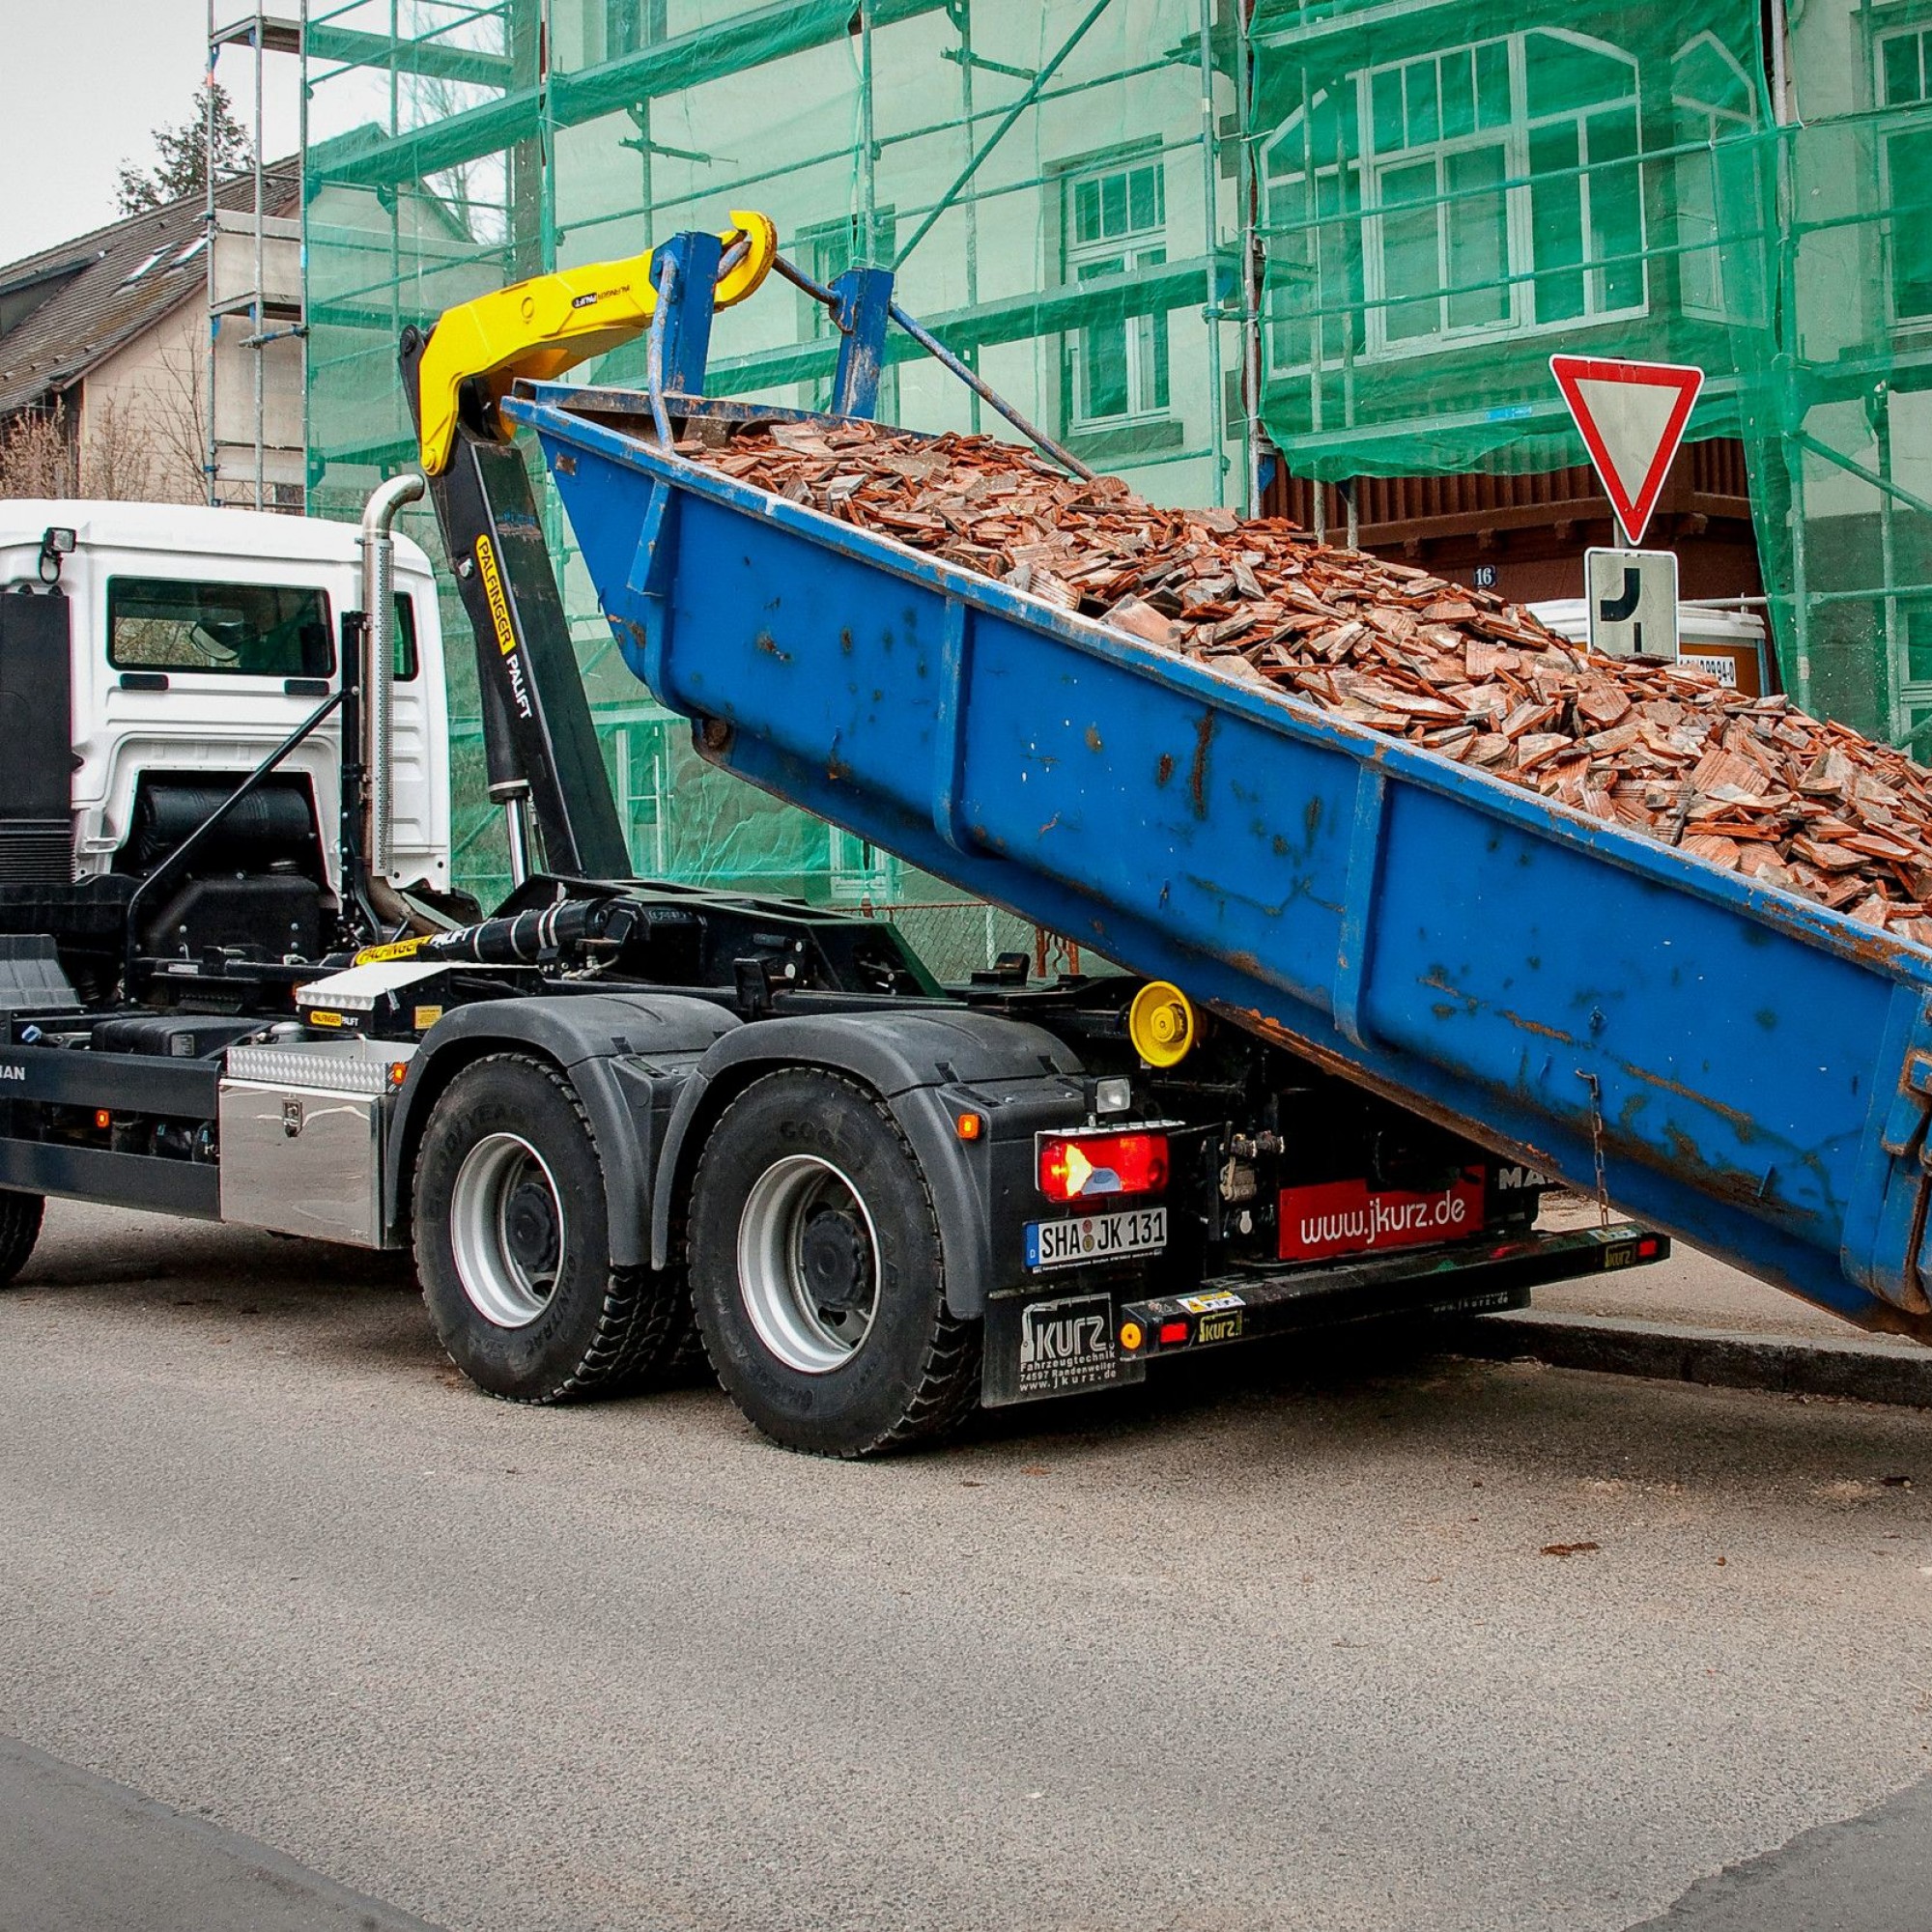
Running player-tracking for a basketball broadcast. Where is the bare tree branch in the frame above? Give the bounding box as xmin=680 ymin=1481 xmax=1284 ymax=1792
xmin=148 ymin=348 xmax=213 ymax=504
xmin=0 ymin=409 xmax=76 ymax=498
xmin=79 ymin=395 xmax=160 ymax=503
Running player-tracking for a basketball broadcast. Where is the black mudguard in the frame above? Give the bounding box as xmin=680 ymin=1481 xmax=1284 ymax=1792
xmin=387 ymin=992 xmax=741 ymax=1263
xmin=650 ymin=1009 xmax=1092 ymax=1319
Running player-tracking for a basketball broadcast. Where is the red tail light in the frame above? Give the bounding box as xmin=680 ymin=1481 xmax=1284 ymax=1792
xmin=1038 ymin=1132 xmax=1170 ymax=1203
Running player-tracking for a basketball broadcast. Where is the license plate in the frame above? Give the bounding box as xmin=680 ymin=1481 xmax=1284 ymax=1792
xmin=1026 ymin=1206 xmax=1167 ymax=1271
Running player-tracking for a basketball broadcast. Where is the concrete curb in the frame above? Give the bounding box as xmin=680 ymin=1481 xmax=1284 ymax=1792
xmin=1445 ymin=1307 xmax=1932 ymax=1408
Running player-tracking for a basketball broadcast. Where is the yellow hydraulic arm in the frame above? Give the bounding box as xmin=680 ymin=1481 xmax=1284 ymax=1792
xmin=414 ymin=209 xmax=778 ymax=476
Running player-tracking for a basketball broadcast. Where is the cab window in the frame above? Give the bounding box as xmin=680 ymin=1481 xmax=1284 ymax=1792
xmin=108 ymin=577 xmax=333 ymax=676
xmin=391 ymin=593 xmax=419 ymax=682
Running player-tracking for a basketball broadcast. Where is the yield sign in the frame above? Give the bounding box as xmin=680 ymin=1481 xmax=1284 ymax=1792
xmin=1550 ymin=355 xmax=1704 ymax=547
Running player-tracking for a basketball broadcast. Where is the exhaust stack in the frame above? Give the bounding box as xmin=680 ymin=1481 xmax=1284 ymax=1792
xmin=357 ymin=472 xmax=427 ymax=879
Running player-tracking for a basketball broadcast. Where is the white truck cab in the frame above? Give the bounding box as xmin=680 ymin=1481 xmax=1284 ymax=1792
xmin=0 ymin=500 xmax=451 ymax=905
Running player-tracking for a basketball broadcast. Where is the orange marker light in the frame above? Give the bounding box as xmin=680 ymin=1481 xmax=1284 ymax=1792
xmin=389 ymin=1062 xmax=410 ymax=1088
xmin=1119 ymin=1321 xmax=1144 ymax=1351
xmin=94 ymin=1109 xmax=112 ymax=1130
xmin=955 ymin=1112 xmax=983 ymax=1141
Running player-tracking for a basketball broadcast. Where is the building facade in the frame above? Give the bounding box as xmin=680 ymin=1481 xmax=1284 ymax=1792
xmin=301 ymin=0 xmax=1931 ymax=921
xmin=0 ymin=168 xmax=304 ymax=510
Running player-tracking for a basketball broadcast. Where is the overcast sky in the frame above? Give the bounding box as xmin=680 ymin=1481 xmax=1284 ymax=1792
xmin=0 ymin=0 xmax=303 ymax=266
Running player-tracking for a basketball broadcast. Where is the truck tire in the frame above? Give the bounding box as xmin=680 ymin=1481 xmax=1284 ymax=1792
xmin=413 ymin=1054 xmax=691 ymax=1403
xmin=0 ymin=1191 xmax=43 ymax=1287
xmin=688 ymin=1068 xmax=980 ymax=1457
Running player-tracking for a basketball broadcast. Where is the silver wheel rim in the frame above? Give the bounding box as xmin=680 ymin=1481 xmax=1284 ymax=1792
xmin=738 ymin=1154 xmax=880 ymax=1375
xmin=449 ymin=1131 xmax=565 ymax=1329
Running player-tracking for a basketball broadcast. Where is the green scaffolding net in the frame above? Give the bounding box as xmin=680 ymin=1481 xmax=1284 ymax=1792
xmin=303 ymin=0 xmax=1247 ymax=967
xmin=1250 ymin=0 xmax=1932 ymax=738
xmin=303 ymin=0 xmax=1932 ymax=938
xmin=1250 ymin=0 xmax=1768 ymax=475
xmin=1723 ymin=103 xmax=1932 ymax=744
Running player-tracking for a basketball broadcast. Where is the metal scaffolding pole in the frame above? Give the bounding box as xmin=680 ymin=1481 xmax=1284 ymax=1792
xmin=254 ymin=18 xmax=266 ymax=510
xmin=205 ymin=2 xmax=218 ymax=507
xmin=209 ymin=6 xmax=303 ymax=511
xmin=1299 ymin=59 xmax=1324 ymax=543
xmin=1197 ymin=0 xmax=1228 ymax=507
xmin=949 ymin=0 xmax=982 ymax=432
xmin=860 ymin=1 xmax=879 ymax=262
xmin=894 ymin=0 xmax=1113 ymax=270
xmin=1877 ymin=387 xmax=1901 ymax=743
xmin=1234 ymin=0 xmax=1263 ymax=516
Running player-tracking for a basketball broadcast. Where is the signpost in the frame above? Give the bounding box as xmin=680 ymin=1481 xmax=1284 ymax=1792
xmin=1552 ymin=355 xmax=1705 ymax=662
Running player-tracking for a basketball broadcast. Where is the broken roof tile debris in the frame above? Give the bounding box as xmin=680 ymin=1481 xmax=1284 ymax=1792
xmin=688 ymin=419 xmax=1932 ymax=944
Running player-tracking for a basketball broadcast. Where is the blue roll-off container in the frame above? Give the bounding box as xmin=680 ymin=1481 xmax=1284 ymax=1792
xmin=509 ymin=380 xmax=1932 ymax=1349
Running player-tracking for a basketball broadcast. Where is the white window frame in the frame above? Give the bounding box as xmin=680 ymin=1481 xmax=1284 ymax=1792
xmin=793 ymin=210 xmax=900 ymax=415
xmin=597 ymin=0 xmax=666 ymax=61
xmin=1062 ymin=155 xmax=1172 ymax=429
xmin=1876 ymin=20 xmax=1932 ymax=328
xmin=1878 ymin=20 xmax=1932 ymax=109
xmin=1261 ymin=93 xmax=1364 ymax=377
xmin=1332 ymin=27 xmax=1648 ymax=362
xmin=1360 ymin=40 xmax=1520 ymax=353
xmin=1671 ymin=32 xmax=1759 ymax=322
xmin=1519 ymin=34 xmax=1649 ymax=332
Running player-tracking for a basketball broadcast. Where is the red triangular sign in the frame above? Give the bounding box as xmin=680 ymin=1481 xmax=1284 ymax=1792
xmin=1550 ymin=355 xmax=1704 ymax=547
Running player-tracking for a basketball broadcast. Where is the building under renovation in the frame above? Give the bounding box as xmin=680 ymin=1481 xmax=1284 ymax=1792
xmin=300 ymin=0 xmax=1931 ymax=925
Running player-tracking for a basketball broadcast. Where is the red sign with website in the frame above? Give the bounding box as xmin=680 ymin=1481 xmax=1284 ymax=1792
xmin=1278 ymin=1170 xmax=1486 ymax=1264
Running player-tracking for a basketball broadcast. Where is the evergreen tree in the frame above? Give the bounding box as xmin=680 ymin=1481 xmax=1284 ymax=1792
xmin=115 ymin=81 xmax=252 ymax=214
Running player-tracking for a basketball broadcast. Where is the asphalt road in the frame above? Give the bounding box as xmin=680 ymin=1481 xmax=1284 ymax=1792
xmin=3 ymin=1202 xmax=1930 ymax=1932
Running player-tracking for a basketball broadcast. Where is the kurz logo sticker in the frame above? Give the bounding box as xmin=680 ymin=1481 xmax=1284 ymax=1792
xmin=1017 ymin=1292 xmax=1116 ymax=1396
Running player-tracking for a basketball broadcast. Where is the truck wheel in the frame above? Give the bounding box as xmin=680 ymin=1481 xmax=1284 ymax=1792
xmin=0 ymin=1191 xmax=43 ymax=1287
xmin=688 ymin=1069 xmax=980 ymax=1457
xmin=413 ymin=1054 xmax=690 ymax=1403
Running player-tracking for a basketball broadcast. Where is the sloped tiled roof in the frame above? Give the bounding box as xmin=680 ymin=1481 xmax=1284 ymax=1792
xmin=0 ymin=163 xmax=298 ymax=419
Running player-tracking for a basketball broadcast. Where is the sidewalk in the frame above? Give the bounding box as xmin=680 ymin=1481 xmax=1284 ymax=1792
xmin=1448 ymin=1196 xmax=1932 ymax=1406
xmin=1536 ymin=1199 xmax=1856 ymax=1341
